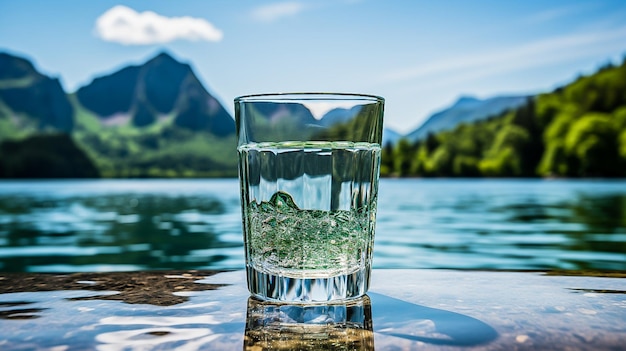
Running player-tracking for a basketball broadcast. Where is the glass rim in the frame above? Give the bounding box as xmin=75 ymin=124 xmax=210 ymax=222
xmin=234 ymin=92 xmax=384 ymax=103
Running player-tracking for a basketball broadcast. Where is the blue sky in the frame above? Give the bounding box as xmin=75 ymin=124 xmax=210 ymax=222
xmin=1 ymin=0 xmax=625 ymax=133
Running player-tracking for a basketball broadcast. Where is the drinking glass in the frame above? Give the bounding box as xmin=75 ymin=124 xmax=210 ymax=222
xmin=235 ymin=93 xmax=384 ymax=302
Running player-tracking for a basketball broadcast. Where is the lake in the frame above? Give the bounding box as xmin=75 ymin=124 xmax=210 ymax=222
xmin=0 ymin=179 xmax=624 ymax=272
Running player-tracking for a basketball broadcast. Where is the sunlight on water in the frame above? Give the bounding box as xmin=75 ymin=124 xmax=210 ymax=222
xmin=0 ymin=179 xmax=625 ymax=272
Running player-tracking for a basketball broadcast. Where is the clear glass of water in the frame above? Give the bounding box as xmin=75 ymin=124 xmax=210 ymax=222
xmin=235 ymin=93 xmax=384 ymax=302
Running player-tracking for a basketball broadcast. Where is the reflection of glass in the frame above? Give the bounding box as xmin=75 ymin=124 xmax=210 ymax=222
xmin=235 ymin=93 xmax=385 ymax=302
xmin=244 ymin=295 xmax=374 ymax=350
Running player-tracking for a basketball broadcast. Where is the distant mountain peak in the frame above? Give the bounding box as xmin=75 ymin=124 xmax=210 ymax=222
xmin=153 ymin=51 xmax=176 ymax=61
xmin=405 ymin=94 xmax=529 ymax=142
xmin=146 ymin=51 xmax=188 ymax=67
xmin=456 ymin=95 xmax=479 ymax=103
xmin=452 ymin=95 xmax=481 ymax=108
xmin=75 ymin=52 xmax=234 ymax=135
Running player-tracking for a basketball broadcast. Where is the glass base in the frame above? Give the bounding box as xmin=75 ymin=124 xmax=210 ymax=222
xmin=244 ymin=295 xmax=374 ymax=350
xmin=246 ymin=265 xmax=371 ymax=303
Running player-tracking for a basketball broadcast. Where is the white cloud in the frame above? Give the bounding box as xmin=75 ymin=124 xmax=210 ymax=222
xmin=95 ymin=5 xmax=223 ymax=45
xmin=250 ymin=2 xmax=307 ymax=22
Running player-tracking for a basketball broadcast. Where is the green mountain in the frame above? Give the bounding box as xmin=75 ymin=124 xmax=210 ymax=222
xmin=0 ymin=52 xmax=99 ymax=178
xmin=0 ymin=52 xmax=74 ymax=136
xmin=75 ymin=52 xmax=234 ymax=135
xmin=2 ymin=50 xmax=624 ymax=179
xmin=0 ymin=51 xmax=238 ymax=178
xmin=72 ymin=52 xmax=237 ymax=177
xmin=382 ymin=59 xmax=626 ymax=178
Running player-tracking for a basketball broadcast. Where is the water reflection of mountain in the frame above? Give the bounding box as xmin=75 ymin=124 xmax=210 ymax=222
xmin=0 ymin=193 xmax=242 ymax=272
xmin=496 ymin=192 xmax=626 ymax=269
xmin=0 ymin=179 xmax=625 ymax=272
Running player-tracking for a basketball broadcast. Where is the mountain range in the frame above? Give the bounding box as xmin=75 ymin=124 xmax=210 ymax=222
xmin=0 ymin=50 xmax=582 ymax=177
xmin=379 ymin=58 xmax=626 ymax=178
xmin=75 ymin=53 xmax=234 ymax=135
xmin=0 ymin=51 xmax=240 ymax=177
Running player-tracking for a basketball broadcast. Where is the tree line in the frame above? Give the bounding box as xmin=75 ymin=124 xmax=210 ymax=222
xmin=381 ymin=59 xmax=626 ymax=178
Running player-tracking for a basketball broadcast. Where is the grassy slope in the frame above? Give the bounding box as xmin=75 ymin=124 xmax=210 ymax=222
xmin=70 ymin=94 xmax=237 ymax=178
xmin=0 ymin=100 xmax=39 ymax=141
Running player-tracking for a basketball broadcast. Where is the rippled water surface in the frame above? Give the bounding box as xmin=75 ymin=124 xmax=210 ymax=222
xmin=0 ymin=179 xmax=624 ymax=272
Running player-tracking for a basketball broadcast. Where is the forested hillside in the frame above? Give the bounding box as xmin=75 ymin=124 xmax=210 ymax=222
xmin=381 ymin=59 xmax=626 ymax=178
